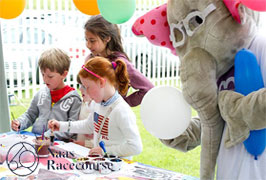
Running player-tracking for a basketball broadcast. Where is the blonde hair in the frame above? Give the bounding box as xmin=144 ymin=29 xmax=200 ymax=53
xmin=79 ymin=57 xmax=129 ymax=96
xmin=38 ymin=48 xmax=71 ymax=75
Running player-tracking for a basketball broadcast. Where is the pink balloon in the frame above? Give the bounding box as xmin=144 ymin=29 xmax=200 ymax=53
xmin=241 ymin=0 xmax=266 ymax=11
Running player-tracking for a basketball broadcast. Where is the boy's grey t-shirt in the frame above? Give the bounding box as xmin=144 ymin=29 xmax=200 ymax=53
xmin=18 ymin=86 xmax=82 ymax=141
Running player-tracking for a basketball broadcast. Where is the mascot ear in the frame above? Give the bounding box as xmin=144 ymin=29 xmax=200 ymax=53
xmin=223 ymin=0 xmax=241 ymax=23
xmin=131 ymin=3 xmax=177 ymax=55
xmin=238 ymin=4 xmax=247 ymax=24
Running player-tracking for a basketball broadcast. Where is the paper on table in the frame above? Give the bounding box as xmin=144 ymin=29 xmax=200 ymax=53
xmin=0 ymin=167 xmax=8 ymax=173
xmin=56 ymin=142 xmax=90 ymax=157
xmin=0 ymin=134 xmax=36 ymax=163
xmin=23 ymin=168 xmax=80 ymax=180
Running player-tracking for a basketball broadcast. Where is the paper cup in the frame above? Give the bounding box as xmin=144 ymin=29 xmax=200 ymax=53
xmin=99 ymin=162 xmax=112 ymax=174
xmin=80 ymin=161 xmax=95 ymax=174
xmin=110 ymin=158 xmax=123 ymax=171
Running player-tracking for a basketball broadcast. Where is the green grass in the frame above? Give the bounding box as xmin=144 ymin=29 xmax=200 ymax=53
xmin=9 ymin=90 xmax=200 ymax=178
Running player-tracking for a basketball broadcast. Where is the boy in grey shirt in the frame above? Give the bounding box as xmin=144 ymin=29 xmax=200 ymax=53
xmin=11 ymin=48 xmax=82 ymax=141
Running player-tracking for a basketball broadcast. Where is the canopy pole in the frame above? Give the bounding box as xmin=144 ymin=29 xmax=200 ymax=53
xmin=0 ymin=22 xmax=11 ymax=133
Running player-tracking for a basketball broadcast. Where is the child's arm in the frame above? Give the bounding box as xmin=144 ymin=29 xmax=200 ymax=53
xmin=121 ymin=57 xmax=154 ymax=107
xmin=17 ymin=94 xmax=39 ymax=130
xmin=48 ymin=116 xmax=94 ymax=134
xmin=57 ymin=113 xmax=94 ymax=134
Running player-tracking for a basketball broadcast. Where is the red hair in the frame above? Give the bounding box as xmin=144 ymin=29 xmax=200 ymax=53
xmin=79 ymin=57 xmax=129 ymax=96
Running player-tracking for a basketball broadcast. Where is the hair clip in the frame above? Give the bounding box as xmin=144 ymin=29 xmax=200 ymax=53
xmin=111 ymin=61 xmax=117 ymax=69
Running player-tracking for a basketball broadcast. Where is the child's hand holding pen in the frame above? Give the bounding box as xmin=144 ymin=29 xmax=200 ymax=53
xmin=48 ymin=119 xmax=60 ymax=131
xmin=48 ymin=119 xmax=59 ymax=146
xmin=11 ymin=120 xmax=20 ymax=131
xmin=11 ymin=112 xmax=20 ymax=132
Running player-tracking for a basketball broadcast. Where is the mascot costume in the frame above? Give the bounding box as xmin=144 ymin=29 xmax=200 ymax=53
xmin=132 ymin=0 xmax=266 ymax=179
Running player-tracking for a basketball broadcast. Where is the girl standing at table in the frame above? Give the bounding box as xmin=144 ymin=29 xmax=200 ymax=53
xmin=83 ymin=15 xmax=154 ymax=107
xmin=48 ymin=57 xmax=143 ymax=159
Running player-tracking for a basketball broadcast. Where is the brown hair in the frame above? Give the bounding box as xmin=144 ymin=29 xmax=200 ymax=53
xmin=84 ymin=15 xmax=130 ymax=60
xmin=38 ymin=48 xmax=71 ymax=75
xmin=79 ymin=57 xmax=129 ymax=96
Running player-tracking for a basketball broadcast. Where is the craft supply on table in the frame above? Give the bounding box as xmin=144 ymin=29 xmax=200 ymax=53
xmin=41 ymin=125 xmax=45 ymax=140
xmin=50 ymin=130 xmax=55 ymax=146
xmin=99 ymin=141 xmax=108 ymax=157
xmin=0 ymin=133 xmax=199 ymax=179
xmin=11 ymin=112 xmax=15 ymax=121
xmin=34 ymin=136 xmax=50 ymax=157
xmin=76 ymin=156 xmax=123 ymax=175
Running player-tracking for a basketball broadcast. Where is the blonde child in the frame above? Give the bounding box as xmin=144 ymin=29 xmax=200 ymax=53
xmin=72 ymin=76 xmax=94 ymax=148
xmin=49 ymin=57 xmax=142 ymax=159
xmin=11 ymin=48 xmax=82 ymax=141
xmin=83 ymin=15 xmax=154 ymax=107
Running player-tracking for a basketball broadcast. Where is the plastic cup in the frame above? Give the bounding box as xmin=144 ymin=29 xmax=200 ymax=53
xmin=34 ymin=136 xmax=50 ymax=157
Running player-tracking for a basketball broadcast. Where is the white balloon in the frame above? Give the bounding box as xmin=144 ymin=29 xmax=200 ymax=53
xmin=140 ymin=86 xmax=191 ymax=139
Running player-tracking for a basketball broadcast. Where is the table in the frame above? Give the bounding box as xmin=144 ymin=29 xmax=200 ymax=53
xmin=0 ymin=131 xmax=199 ymax=180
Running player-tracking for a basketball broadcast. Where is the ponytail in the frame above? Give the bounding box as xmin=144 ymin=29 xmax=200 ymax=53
xmin=113 ymin=59 xmax=129 ymax=96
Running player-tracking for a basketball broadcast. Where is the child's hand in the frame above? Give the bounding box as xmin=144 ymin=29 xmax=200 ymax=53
xmin=11 ymin=120 xmax=20 ymax=131
xmin=48 ymin=119 xmax=60 ymax=131
xmin=89 ymin=147 xmax=104 ymax=156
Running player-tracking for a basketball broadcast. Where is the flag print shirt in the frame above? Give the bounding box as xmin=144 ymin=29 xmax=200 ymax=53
xmin=59 ymin=91 xmax=143 ymax=159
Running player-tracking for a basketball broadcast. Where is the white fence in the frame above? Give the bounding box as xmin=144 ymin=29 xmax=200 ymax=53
xmin=1 ymin=0 xmax=180 ymax=100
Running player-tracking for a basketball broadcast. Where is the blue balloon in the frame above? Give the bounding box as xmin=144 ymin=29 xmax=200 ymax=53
xmin=235 ymin=48 xmax=266 ymax=160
